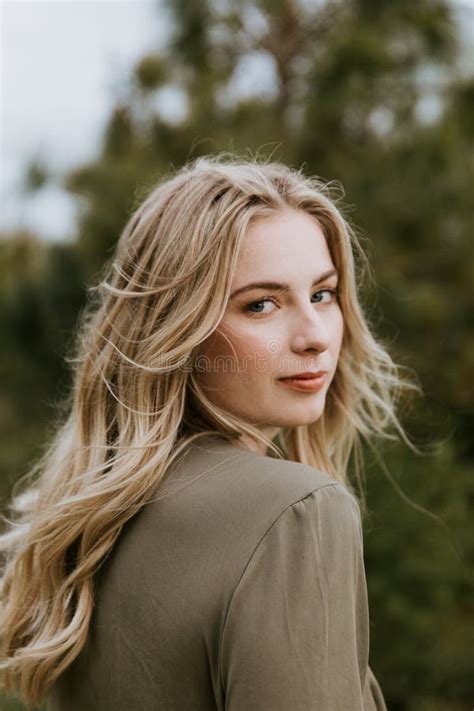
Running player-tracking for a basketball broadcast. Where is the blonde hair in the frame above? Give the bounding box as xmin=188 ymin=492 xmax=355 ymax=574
xmin=0 ymin=152 xmax=419 ymax=706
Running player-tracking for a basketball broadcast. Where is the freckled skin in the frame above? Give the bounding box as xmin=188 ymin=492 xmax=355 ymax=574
xmin=196 ymin=208 xmax=344 ymax=447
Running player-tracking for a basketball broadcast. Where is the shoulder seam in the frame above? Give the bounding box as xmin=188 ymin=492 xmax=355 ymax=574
xmin=217 ymin=481 xmax=343 ymax=690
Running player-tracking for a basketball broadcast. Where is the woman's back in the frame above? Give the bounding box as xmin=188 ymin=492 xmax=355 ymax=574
xmin=47 ymin=434 xmax=387 ymax=711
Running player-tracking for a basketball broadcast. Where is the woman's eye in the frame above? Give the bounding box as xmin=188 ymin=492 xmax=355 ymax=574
xmin=243 ymin=288 xmax=338 ymax=316
xmin=312 ymin=288 xmax=338 ymax=304
xmin=244 ymin=298 xmax=276 ymax=315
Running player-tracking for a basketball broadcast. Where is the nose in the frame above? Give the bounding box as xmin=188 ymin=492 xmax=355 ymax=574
xmin=290 ymin=305 xmax=331 ymax=353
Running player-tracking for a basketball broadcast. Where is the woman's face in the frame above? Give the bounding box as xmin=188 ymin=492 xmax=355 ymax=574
xmin=196 ymin=207 xmax=344 ymax=445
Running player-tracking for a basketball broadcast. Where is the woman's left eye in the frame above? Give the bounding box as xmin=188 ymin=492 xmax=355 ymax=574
xmin=312 ymin=288 xmax=338 ymax=304
xmin=243 ymin=288 xmax=338 ymax=315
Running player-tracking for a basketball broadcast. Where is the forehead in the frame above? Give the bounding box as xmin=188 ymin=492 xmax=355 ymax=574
xmin=236 ymin=208 xmax=333 ymax=274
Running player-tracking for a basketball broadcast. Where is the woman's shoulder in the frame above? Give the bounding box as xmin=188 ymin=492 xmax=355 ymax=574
xmin=102 ymin=434 xmax=361 ymax=630
xmin=158 ymin=433 xmax=355 ymax=525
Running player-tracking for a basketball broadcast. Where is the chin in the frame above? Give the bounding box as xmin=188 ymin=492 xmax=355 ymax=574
xmin=269 ymin=409 xmax=324 ymax=429
xmin=286 ymin=404 xmax=325 ymax=427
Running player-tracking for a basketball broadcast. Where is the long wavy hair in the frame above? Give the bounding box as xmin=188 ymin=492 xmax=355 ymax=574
xmin=0 ymin=153 xmax=419 ymax=706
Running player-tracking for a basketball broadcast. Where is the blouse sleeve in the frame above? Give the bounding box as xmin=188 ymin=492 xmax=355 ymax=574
xmin=219 ymin=482 xmax=374 ymax=710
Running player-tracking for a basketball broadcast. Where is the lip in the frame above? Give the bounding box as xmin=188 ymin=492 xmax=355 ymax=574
xmin=277 ymin=372 xmax=327 ymax=393
xmin=278 ymin=371 xmax=327 ymax=380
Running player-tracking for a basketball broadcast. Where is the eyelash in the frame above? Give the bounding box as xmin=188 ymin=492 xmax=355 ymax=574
xmin=242 ymin=288 xmax=339 ymax=316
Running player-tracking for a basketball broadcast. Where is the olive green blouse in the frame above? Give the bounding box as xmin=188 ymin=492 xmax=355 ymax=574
xmin=48 ymin=434 xmax=388 ymax=710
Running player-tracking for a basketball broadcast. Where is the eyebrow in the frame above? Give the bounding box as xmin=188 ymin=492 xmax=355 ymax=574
xmin=230 ymin=268 xmax=339 ymax=299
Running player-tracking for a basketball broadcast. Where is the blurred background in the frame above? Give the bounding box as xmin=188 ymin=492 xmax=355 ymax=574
xmin=1 ymin=1 xmax=473 ymax=709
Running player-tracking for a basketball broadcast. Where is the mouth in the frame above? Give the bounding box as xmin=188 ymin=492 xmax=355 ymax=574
xmin=277 ymin=371 xmax=327 ymax=393
xmin=278 ymin=371 xmax=327 ymax=381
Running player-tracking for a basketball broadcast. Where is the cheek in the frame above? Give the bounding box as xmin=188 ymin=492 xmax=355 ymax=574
xmin=198 ymin=330 xmax=233 ymax=361
xmin=330 ymin=309 xmax=344 ymax=355
xmin=198 ymin=326 xmax=271 ymax=377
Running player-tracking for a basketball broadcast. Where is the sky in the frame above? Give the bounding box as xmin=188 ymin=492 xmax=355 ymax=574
xmin=1 ymin=0 xmax=170 ymax=240
xmin=1 ymin=0 xmax=473 ymax=242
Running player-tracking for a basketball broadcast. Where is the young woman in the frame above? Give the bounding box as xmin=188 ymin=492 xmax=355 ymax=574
xmin=0 ymin=154 xmax=417 ymax=709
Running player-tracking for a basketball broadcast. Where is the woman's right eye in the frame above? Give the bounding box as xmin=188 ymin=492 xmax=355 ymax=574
xmin=242 ymin=297 xmax=277 ymax=316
